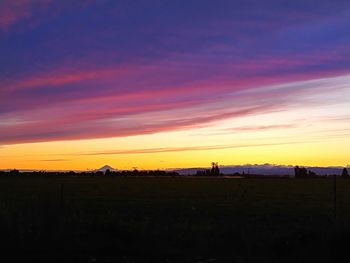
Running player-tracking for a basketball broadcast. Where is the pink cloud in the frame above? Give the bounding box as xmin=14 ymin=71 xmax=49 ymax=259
xmin=0 ymin=0 xmax=51 ymax=32
xmin=2 ymin=65 xmax=138 ymax=92
xmin=0 ymin=0 xmax=97 ymax=33
xmin=0 ymin=98 xmax=278 ymax=144
xmin=1 ymin=43 xmax=349 ymax=145
xmin=1 ymin=68 xmax=349 ymax=145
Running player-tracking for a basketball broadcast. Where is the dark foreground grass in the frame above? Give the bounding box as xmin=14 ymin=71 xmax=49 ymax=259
xmin=0 ymin=176 xmax=350 ymax=262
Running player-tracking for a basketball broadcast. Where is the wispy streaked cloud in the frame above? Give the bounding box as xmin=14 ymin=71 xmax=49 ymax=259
xmin=213 ymin=124 xmax=298 ymax=136
xmin=230 ymin=124 xmax=299 ymax=131
xmin=39 ymin=159 xmax=71 ymax=162
xmin=77 ymin=141 xmax=304 ymax=155
xmin=1 ymin=74 xmax=350 ymax=145
xmin=0 ymin=0 xmax=350 ymax=147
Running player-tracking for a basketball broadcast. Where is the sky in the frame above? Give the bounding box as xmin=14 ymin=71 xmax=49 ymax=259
xmin=1 ymin=0 xmax=350 ymax=170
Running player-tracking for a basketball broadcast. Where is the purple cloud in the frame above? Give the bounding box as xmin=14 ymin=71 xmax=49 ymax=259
xmin=0 ymin=1 xmax=350 ymax=145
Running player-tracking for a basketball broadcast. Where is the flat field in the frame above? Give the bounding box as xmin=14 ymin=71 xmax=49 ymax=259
xmin=0 ymin=176 xmax=349 ymax=262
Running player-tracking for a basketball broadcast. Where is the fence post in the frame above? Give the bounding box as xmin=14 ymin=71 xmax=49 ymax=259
xmin=60 ymin=183 xmax=64 ymax=212
xmin=333 ymin=174 xmax=337 ymax=221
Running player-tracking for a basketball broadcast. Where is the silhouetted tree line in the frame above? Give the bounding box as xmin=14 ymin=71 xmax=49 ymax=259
xmin=1 ymin=166 xmax=348 ymax=178
xmin=294 ymin=166 xmax=349 ymax=178
xmin=294 ymin=166 xmax=317 ymax=178
xmin=196 ymin=162 xmax=221 ymax=176
xmin=0 ymin=169 xmax=179 ymax=177
xmin=104 ymin=169 xmax=179 ymax=177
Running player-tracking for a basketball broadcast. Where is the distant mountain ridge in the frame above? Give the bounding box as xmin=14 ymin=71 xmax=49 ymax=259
xmin=172 ymin=164 xmax=348 ymax=176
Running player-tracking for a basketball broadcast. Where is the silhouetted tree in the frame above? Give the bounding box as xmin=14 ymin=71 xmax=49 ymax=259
xmin=211 ymin=162 xmax=220 ymax=176
xmin=294 ymin=166 xmax=318 ymax=178
xmin=308 ymin=170 xmax=317 ymax=177
xmin=196 ymin=170 xmax=205 ymax=176
xmin=294 ymin=166 xmax=308 ymax=178
xmin=215 ymin=165 xmax=220 ymax=175
xmin=96 ymin=171 xmax=104 ymax=176
xmin=9 ymin=169 xmax=19 ymax=175
xmin=342 ymin=168 xmax=349 ymax=178
xmin=105 ymin=169 xmax=111 ymax=176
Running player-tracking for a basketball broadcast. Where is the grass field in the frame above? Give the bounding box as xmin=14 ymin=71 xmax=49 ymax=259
xmin=1 ymin=176 xmax=350 ymax=262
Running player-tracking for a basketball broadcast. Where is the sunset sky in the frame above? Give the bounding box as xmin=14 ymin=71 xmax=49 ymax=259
xmin=1 ymin=0 xmax=350 ymax=170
